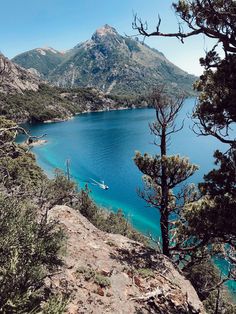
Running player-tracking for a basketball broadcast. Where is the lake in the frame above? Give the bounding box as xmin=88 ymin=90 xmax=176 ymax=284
xmin=21 ymin=98 xmax=227 ymax=239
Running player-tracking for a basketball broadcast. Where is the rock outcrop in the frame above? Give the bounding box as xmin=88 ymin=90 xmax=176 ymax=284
xmin=48 ymin=205 xmax=205 ymax=314
xmin=0 ymin=53 xmax=41 ymax=94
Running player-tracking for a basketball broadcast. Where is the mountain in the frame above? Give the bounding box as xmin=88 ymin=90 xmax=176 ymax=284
xmin=0 ymin=53 xmax=41 ymax=94
xmin=13 ymin=25 xmax=196 ymax=96
xmin=0 ymin=53 xmax=142 ymax=123
xmin=12 ymin=47 xmax=66 ymax=78
xmin=0 ymin=53 xmax=74 ymax=122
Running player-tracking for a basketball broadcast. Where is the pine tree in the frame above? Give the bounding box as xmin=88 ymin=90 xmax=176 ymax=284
xmin=134 ymin=88 xmax=198 ymax=256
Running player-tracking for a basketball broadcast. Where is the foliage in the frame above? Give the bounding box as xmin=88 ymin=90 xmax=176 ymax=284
xmin=194 ymin=55 xmax=236 ymax=145
xmin=41 ymin=294 xmax=69 ymax=314
xmin=41 ymin=169 xmax=78 ymax=209
xmin=1 ymin=154 xmax=46 ymax=193
xmin=133 ymin=0 xmax=236 ymax=305
xmin=94 ymin=275 xmax=111 ymax=288
xmin=76 ymin=266 xmax=110 ymax=287
xmin=0 ymin=83 xmax=144 ymax=123
xmin=76 ymin=266 xmax=95 ymax=281
xmin=0 ymin=116 xmax=47 ymax=197
xmin=134 ymin=153 xmax=198 ymax=191
xmin=203 ymin=290 xmax=236 ymax=314
xmin=135 ymin=268 xmax=155 ymax=279
xmin=0 ymin=84 xmax=76 ymax=123
xmin=76 ymin=185 xmax=147 ymax=243
xmin=0 ymin=195 xmax=64 ymax=313
xmin=0 ymin=117 xmax=71 ymax=313
xmin=185 ymin=260 xmax=223 ymax=300
xmin=134 ymin=89 xmax=198 ymax=257
xmin=182 ymin=152 xmax=236 ymax=248
xmin=198 ymin=150 xmax=236 ymax=244
xmin=185 ymin=259 xmax=236 ymax=313
xmin=165 ymin=0 xmax=236 ymax=276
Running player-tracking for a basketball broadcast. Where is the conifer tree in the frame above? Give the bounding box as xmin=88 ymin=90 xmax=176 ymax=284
xmin=134 ymin=88 xmax=198 ymax=256
xmin=133 ymin=0 xmax=236 ymax=289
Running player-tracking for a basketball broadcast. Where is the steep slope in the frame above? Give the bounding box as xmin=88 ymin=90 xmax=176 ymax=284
xmin=50 ymin=25 xmax=196 ymax=96
xmin=0 ymin=53 xmax=75 ymax=122
xmin=0 ymin=53 xmax=41 ymax=94
xmin=0 ymin=53 xmax=141 ymax=123
xmin=48 ymin=205 xmax=205 ymax=314
xmin=13 ymin=25 xmax=196 ymax=96
xmin=12 ymin=47 xmax=66 ymax=78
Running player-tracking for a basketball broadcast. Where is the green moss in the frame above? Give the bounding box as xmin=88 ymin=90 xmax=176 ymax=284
xmin=135 ymin=268 xmax=155 ymax=279
xmin=94 ymin=274 xmax=111 ymax=288
xmin=76 ymin=266 xmax=95 ymax=281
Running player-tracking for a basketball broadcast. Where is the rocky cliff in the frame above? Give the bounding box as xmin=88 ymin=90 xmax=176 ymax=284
xmin=48 ymin=205 xmax=205 ymax=314
xmin=0 ymin=53 xmax=41 ymax=94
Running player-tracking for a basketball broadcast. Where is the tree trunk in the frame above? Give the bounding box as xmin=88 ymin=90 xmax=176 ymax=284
xmin=160 ymin=126 xmax=170 ymax=256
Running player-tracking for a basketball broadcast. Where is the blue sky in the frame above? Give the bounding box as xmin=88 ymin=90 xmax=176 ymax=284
xmin=1 ymin=0 xmax=214 ymax=75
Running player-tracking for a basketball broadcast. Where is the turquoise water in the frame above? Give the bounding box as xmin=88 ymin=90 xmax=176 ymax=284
xmin=22 ymin=99 xmax=227 ymax=236
xmin=18 ymin=98 xmax=235 ymax=297
xmin=20 ymin=98 xmax=227 ymax=238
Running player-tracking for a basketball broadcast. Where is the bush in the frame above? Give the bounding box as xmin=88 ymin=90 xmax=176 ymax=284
xmin=94 ymin=275 xmax=111 ymax=288
xmin=41 ymin=294 xmax=69 ymax=314
xmin=185 ymin=259 xmax=236 ymax=313
xmin=76 ymin=186 xmax=147 ymax=244
xmin=0 ymin=195 xmax=64 ymax=313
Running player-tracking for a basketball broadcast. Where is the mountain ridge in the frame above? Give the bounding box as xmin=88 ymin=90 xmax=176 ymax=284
xmin=0 ymin=52 xmax=147 ymax=123
xmin=12 ymin=25 xmax=196 ymax=96
xmin=12 ymin=47 xmax=66 ymax=78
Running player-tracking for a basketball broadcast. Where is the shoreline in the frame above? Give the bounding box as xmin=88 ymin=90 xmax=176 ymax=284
xmin=29 ymin=139 xmax=48 ymax=147
xmin=42 ymin=105 xmax=140 ymax=124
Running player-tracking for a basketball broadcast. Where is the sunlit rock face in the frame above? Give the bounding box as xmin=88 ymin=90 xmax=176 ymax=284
xmin=0 ymin=53 xmax=41 ymax=94
xmin=47 ymin=205 xmax=205 ymax=314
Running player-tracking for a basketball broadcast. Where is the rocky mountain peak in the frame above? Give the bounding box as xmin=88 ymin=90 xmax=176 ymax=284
xmin=35 ymin=47 xmax=61 ymax=56
xmin=92 ymin=24 xmax=119 ymax=41
xmin=12 ymin=25 xmax=196 ymax=96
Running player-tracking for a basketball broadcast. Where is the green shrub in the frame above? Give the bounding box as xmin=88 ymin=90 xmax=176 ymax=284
xmin=185 ymin=259 xmax=236 ymax=313
xmin=76 ymin=187 xmax=147 ymax=244
xmin=42 ymin=294 xmax=69 ymax=314
xmin=135 ymin=268 xmax=155 ymax=279
xmin=76 ymin=266 xmax=95 ymax=281
xmin=0 ymin=195 xmax=64 ymax=313
xmin=94 ymin=275 xmax=111 ymax=288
